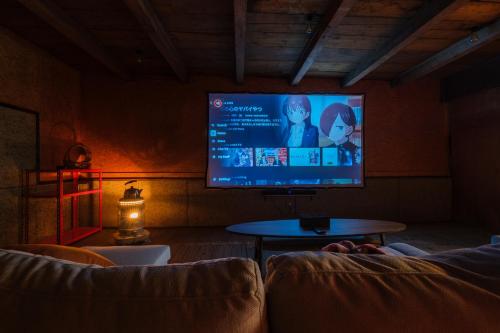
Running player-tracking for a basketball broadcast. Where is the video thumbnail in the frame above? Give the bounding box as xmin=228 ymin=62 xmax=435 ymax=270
xmin=322 ymin=148 xmax=339 ymax=166
xmin=322 ymin=147 xmax=360 ymax=166
xmin=289 ymin=148 xmax=320 ymax=167
xmin=220 ymin=148 xmax=254 ymax=167
xmin=255 ymin=148 xmax=288 ymax=166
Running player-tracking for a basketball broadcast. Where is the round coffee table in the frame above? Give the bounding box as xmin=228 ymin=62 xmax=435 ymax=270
xmin=226 ymin=218 xmax=406 ymax=266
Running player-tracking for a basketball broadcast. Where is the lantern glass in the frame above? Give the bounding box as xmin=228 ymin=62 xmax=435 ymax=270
xmin=118 ymin=198 xmax=145 ymax=237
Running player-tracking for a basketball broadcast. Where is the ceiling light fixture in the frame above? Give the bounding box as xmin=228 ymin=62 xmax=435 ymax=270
xmin=136 ymin=49 xmax=143 ymax=64
xmin=469 ymin=31 xmax=480 ymax=43
xmin=305 ymin=14 xmax=314 ymax=35
xmin=468 ymin=26 xmax=481 ymax=44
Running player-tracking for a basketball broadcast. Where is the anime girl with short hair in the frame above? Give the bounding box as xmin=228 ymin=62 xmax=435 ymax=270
xmin=320 ymin=102 xmax=359 ymax=165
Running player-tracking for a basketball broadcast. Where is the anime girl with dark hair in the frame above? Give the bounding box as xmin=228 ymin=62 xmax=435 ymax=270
xmin=281 ymin=95 xmax=319 ymax=147
xmin=320 ymin=103 xmax=359 ymax=165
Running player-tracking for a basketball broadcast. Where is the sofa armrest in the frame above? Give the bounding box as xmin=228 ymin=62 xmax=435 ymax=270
xmin=82 ymin=245 xmax=171 ymax=266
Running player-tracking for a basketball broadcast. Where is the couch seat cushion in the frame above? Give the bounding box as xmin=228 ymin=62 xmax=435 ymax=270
xmin=0 ymin=249 xmax=267 ymax=333
xmin=266 ymin=246 xmax=500 ymax=333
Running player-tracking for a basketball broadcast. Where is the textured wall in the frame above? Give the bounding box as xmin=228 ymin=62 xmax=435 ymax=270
xmin=0 ymin=106 xmax=37 ymax=245
xmin=0 ymin=25 xmax=454 ymax=242
xmin=80 ymin=73 xmax=451 ymax=228
xmin=0 ymin=27 xmax=81 ymax=245
xmin=82 ymin=74 xmax=449 ymax=177
xmin=100 ymin=176 xmax=451 ymax=228
xmin=0 ymin=27 xmax=81 ymax=169
xmin=449 ymin=87 xmax=500 ymax=232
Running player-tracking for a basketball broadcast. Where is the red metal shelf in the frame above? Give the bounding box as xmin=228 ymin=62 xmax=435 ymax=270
xmin=56 ymin=169 xmax=103 ymax=245
xmin=62 ymin=189 xmax=102 ymax=198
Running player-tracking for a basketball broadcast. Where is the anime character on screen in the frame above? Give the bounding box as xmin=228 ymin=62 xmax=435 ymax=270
xmin=232 ymin=149 xmax=252 ymax=167
xmin=260 ymin=150 xmax=280 ymax=166
xmin=281 ymin=95 xmax=319 ymax=147
xmin=256 ymin=149 xmax=285 ymax=166
xmin=320 ymin=103 xmax=359 ymax=166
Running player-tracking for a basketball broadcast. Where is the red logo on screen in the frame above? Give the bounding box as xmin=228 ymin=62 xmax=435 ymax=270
xmin=213 ymin=99 xmax=223 ymax=108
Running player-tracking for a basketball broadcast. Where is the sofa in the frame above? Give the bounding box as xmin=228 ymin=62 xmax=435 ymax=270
xmin=1 ymin=244 xmax=499 ymax=333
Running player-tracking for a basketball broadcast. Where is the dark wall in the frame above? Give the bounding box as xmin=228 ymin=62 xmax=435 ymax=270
xmin=449 ymin=87 xmax=500 ymax=231
xmin=80 ymin=73 xmax=452 ymax=226
xmin=0 ymin=27 xmax=81 ymax=245
xmin=82 ymin=74 xmax=449 ymax=177
xmin=95 ymin=176 xmax=450 ymax=228
xmin=0 ymin=25 xmax=455 ymax=242
xmin=0 ymin=27 xmax=81 ymax=170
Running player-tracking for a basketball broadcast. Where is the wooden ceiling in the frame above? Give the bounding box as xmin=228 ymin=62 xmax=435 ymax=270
xmin=1 ymin=0 xmax=500 ymax=85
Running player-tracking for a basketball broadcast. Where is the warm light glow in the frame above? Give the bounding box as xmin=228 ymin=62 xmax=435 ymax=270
xmin=119 ymin=199 xmax=144 ymax=206
xmin=129 ymin=212 xmax=139 ymax=219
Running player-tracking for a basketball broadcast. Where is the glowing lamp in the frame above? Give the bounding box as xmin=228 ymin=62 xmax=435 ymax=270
xmin=113 ymin=180 xmax=150 ymax=244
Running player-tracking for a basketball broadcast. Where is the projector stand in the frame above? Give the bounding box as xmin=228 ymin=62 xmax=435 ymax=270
xmin=262 ymin=189 xmax=316 ymax=216
xmin=261 ymin=188 xmax=316 ymax=196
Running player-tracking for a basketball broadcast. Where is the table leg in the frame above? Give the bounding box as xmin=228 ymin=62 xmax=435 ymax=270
xmin=379 ymin=233 xmax=386 ymax=246
xmin=254 ymin=236 xmax=263 ymax=267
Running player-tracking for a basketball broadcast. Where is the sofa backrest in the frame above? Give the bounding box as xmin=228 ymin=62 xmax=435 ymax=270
xmin=265 ymin=245 xmax=500 ymax=333
xmin=0 ymin=249 xmax=267 ymax=333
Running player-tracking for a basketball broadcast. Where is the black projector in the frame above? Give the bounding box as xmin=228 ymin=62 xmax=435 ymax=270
xmin=299 ymin=215 xmax=330 ymax=230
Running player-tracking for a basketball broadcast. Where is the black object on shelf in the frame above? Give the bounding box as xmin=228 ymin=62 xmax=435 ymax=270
xmin=299 ymin=215 xmax=330 ymax=230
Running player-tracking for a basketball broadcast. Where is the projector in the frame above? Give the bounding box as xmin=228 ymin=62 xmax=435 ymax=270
xmin=299 ymin=215 xmax=330 ymax=230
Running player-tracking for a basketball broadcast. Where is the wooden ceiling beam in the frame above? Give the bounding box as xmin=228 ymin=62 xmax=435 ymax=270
xmin=16 ymin=0 xmax=130 ymax=80
xmin=342 ymin=0 xmax=469 ymax=87
xmin=124 ymin=0 xmax=188 ymax=82
xmin=394 ymin=19 xmax=500 ymax=86
xmin=234 ymin=0 xmax=247 ymax=84
xmin=290 ymin=0 xmax=357 ymax=86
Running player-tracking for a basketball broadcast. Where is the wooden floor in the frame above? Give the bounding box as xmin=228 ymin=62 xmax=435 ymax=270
xmin=74 ymin=222 xmax=492 ymax=264
xmin=75 ymin=227 xmax=255 ymax=263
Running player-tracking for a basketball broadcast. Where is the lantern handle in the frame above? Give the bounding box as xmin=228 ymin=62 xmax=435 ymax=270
xmin=124 ymin=180 xmax=137 ymax=186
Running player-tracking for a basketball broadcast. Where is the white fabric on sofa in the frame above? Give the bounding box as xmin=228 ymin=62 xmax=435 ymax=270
xmin=83 ymin=245 xmax=171 ymax=266
xmin=382 ymin=242 xmax=430 ymax=256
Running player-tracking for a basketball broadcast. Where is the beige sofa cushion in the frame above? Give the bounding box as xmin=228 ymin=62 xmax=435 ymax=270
xmin=0 ymin=249 xmax=267 ymax=333
xmin=266 ymin=246 xmax=500 ymax=333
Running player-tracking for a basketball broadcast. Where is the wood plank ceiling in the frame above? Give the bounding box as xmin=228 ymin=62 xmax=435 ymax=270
xmin=0 ymin=0 xmax=499 ymax=85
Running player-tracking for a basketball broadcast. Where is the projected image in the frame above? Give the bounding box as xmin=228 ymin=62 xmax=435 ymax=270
xmin=207 ymin=93 xmax=363 ymax=187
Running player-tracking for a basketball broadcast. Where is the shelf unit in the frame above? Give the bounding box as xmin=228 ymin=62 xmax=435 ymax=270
xmin=22 ymin=169 xmax=103 ymax=245
xmin=56 ymin=169 xmax=103 ymax=245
